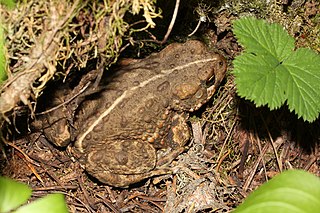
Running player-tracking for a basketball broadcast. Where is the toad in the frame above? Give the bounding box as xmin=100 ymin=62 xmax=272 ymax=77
xmin=37 ymin=40 xmax=227 ymax=187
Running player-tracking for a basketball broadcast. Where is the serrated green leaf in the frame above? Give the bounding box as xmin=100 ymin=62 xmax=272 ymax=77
xmin=14 ymin=194 xmax=68 ymax=213
xmin=281 ymin=48 xmax=320 ymax=122
xmin=233 ymin=17 xmax=295 ymax=61
xmin=232 ymin=17 xmax=320 ymax=122
xmin=0 ymin=177 xmax=32 ymax=212
xmin=234 ymin=170 xmax=320 ymax=213
xmin=233 ymin=53 xmax=286 ymax=109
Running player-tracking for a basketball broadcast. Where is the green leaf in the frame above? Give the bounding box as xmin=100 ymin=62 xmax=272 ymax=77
xmin=232 ymin=17 xmax=320 ymax=122
xmin=0 ymin=176 xmax=32 ymax=212
xmin=0 ymin=24 xmax=7 ymax=84
xmin=281 ymin=48 xmax=320 ymax=122
xmin=14 ymin=194 xmax=69 ymax=213
xmin=234 ymin=170 xmax=320 ymax=213
xmin=233 ymin=17 xmax=295 ymax=61
xmin=233 ymin=53 xmax=286 ymax=109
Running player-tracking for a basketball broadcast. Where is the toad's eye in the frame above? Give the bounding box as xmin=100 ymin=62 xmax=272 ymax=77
xmin=218 ymin=61 xmax=224 ymax=67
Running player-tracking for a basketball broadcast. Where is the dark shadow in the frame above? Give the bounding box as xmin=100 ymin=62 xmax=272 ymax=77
xmin=121 ymin=0 xmax=225 ymax=58
xmin=237 ymin=98 xmax=320 ymax=153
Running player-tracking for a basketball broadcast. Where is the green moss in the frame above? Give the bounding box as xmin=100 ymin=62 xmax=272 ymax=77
xmin=224 ymin=0 xmax=319 ymax=52
xmin=223 ymin=0 xmax=269 ymax=18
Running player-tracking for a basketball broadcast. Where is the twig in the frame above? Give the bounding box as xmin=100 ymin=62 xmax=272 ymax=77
xmin=243 ymin=142 xmax=270 ymax=191
xmin=188 ymin=2 xmax=212 ymax=37
xmin=216 ymin=149 xmax=231 ymax=172
xmin=59 ymin=191 xmax=95 ymax=213
xmin=36 ymin=81 xmax=91 ymax=115
xmin=6 ymin=142 xmax=40 ymax=166
xmin=32 ymin=185 xmax=78 ymax=191
xmin=216 ymin=117 xmax=237 ymax=162
xmin=255 ymin=133 xmax=268 ymax=183
xmin=260 ymin=114 xmax=282 ymax=172
xmin=78 ymin=175 xmax=96 ymax=211
xmin=96 ymin=194 xmax=120 ymax=213
xmin=188 ymin=18 xmax=202 ymax=37
xmin=160 ymin=0 xmax=180 ymax=44
xmin=7 ymin=142 xmax=43 ymax=183
xmin=238 ymin=139 xmax=249 ymax=178
xmin=303 ymin=155 xmax=318 ymax=171
xmin=134 ymin=0 xmax=180 ymax=45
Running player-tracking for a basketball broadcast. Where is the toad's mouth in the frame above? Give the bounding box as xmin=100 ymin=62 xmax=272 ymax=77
xmin=206 ymin=74 xmax=216 ymax=87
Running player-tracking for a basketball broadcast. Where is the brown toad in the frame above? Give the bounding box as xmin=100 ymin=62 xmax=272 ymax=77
xmin=37 ymin=40 xmax=227 ymax=187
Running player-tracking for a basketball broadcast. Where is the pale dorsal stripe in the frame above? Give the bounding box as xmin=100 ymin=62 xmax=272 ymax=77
xmin=76 ymin=57 xmax=217 ymax=151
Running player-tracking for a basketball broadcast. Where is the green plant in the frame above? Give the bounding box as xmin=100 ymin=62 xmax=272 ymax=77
xmin=0 ymin=24 xmax=7 ymax=84
xmin=234 ymin=170 xmax=320 ymax=212
xmin=0 ymin=0 xmax=15 ymax=9
xmin=232 ymin=17 xmax=320 ymax=122
xmin=0 ymin=0 xmax=15 ymax=84
xmin=0 ymin=176 xmax=68 ymax=213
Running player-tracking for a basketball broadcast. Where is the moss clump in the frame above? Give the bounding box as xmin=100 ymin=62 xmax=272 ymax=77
xmin=0 ymin=0 xmax=161 ymax=116
xmin=223 ymin=0 xmax=319 ymax=52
